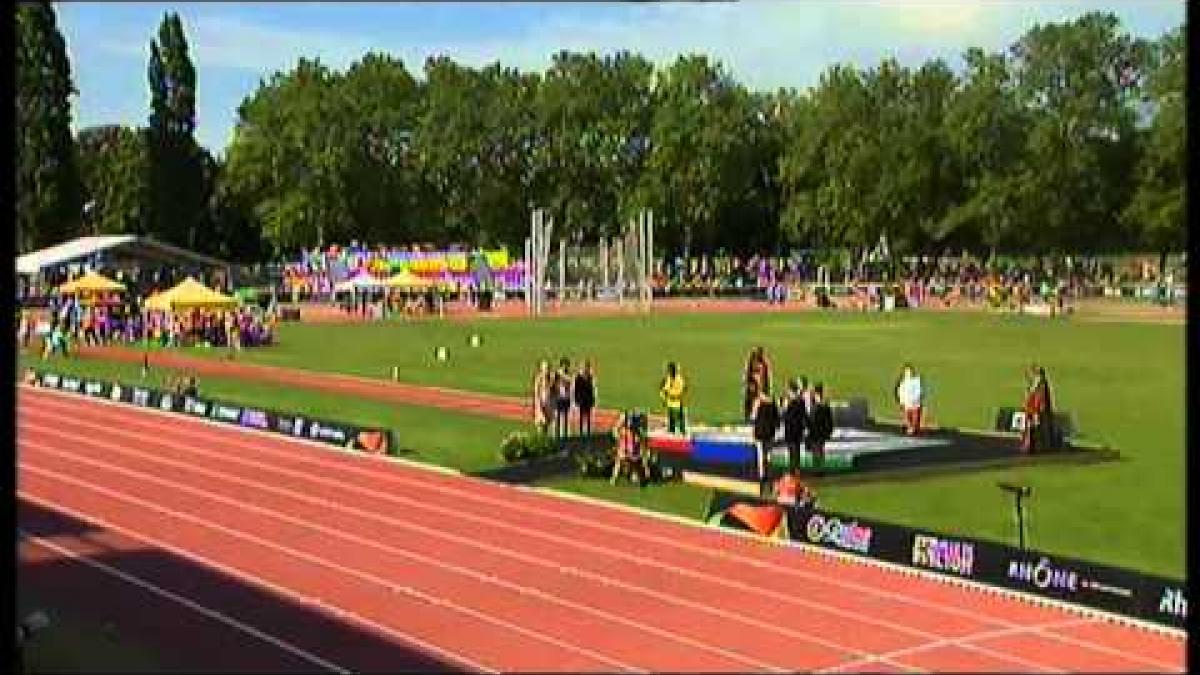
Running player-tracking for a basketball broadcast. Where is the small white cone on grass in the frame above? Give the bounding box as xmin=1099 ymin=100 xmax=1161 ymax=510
xmin=435 ymin=346 xmax=449 ymax=362
xmin=468 ymin=334 xmax=481 ymax=348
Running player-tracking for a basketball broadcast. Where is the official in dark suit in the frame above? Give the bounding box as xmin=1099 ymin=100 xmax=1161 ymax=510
xmin=752 ymin=392 xmax=781 ymax=480
xmin=782 ymin=378 xmax=808 ymax=472
xmin=806 ymin=384 xmax=835 ymax=467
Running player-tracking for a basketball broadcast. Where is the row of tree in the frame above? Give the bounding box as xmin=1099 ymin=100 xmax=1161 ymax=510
xmin=16 ymin=3 xmax=1185 ymax=264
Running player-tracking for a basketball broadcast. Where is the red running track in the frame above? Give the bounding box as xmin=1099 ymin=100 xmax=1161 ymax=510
xmin=17 ymin=387 xmax=1185 ymax=673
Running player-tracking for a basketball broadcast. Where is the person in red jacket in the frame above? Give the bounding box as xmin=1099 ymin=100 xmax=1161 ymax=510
xmin=743 ymin=346 xmax=772 ymax=420
xmin=1020 ymin=365 xmax=1055 ymax=453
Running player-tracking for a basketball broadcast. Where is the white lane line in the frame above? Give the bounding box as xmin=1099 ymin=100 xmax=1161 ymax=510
xmin=19 ymin=402 xmax=1078 ymax=673
xmin=16 ymin=444 xmax=696 ymax=667
xmin=23 ymin=422 xmax=892 ymax=667
xmin=19 ymin=475 xmax=522 ymax=675
xmin=818 ymin=617 xmax=1103 ymax=673
xmin=17 ymin=499 xmax=485 ymax=673
xmin=23 ymin=386 xmax=1188 ymax=655
xmin=19 ymin=528 xmax=352 ymax=674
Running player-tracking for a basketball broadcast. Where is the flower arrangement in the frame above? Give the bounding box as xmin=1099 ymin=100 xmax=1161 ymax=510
xmin=499 ymin=431 xmax=560 ymax=463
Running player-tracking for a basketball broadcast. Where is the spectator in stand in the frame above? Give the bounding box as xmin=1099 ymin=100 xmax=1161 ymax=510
xmin=79 ymin=307 xmax=94 ymax=346
xmin=895 ymin=363 xmax=925 ymax=436
xmin=660 ymin=362 xmax=687 ymax=434
xmin=573 ymin=360 xmax=596 ymax=437
xmin=782 ymin=377 xmax=809 ymax=473
xmin=18 ymin=307 xmax=32 ymax=350
xmin=806 ymin=384 xmax=834 ymax=467
xmin=553 ymin=357 xmax=573 ymax=439
xmin=42 ymin=322 xmax=56 ymax=359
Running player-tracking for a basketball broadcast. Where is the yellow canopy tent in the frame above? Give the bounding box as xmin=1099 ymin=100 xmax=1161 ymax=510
xmin=384 ymin=271 xmax=435 ymax=289
xmin=57 ymin=270 xmax=125 ymax=294
xmin=144 ymin=277 xmax=238 ymax=312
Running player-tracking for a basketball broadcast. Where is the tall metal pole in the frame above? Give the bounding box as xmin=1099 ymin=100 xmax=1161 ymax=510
xmin=533 ymin=209 xmax=543 ymax=316
xmin=646 ymin=209 xmax=654 ymax=311
xmin=530 ymin=208 xmax=540 ymax=314
xmin=601 ymin=238 xmax=609 ymax=293
xmin=558 ymin=238 xmax=566 ymax=307
xmin=616 ymin=227 xmax=626 ymax=306
xmin=536 ymin=212 xmax=553 ymax=317
xmin=639 ymin=209 xmax=648 ymax=311
xmin=524 ymin=235 xmax=533 ymax=313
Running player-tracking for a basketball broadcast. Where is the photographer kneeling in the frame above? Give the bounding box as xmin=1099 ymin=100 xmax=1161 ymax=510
xmin=611 ymin=412 xmax=648 ymax=487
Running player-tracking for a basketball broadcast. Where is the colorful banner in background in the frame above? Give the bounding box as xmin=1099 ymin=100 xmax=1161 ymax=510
xmin=705 ymin=490 xmax=1186 ymax=630
xmin=29 ymin=369 xmax=394 ymax=457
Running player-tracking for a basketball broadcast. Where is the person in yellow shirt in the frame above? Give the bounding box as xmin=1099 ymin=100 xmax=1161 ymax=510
xmin=660 ymin=362 xmax=687 ymax=434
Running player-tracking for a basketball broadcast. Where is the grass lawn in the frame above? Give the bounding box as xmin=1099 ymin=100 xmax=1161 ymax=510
xmin=101 ymin=309 xmax=1184 ymax=578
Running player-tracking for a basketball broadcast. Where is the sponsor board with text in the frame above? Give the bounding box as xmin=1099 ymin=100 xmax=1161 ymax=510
xmin=28 ymin=369 xmax=395 ymax=460
xmin=709 ymin=489 xmax=1184 ymax=629
xmin=912 ymin=534 xmax=975 ymax=578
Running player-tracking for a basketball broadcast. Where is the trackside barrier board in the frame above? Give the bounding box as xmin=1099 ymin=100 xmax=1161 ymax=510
xmin=706 ymin=490 xmax=1186 ymax=630
xmin=27 ymin=369 xmax=394 ymax=456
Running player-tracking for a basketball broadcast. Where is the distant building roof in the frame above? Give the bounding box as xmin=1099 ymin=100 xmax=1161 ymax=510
xmin=17 ymin=236 xmax=228 ymax=275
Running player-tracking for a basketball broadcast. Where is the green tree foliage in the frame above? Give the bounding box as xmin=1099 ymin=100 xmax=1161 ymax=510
xmin=1123 ymin=25 xmax=1185 ymax=260
xmin=411 ymin=58 xmax=543 ymax=247
xmin=146 ymin=12 xmax=208 ymax=249
xmin=1008 ymin=12 xmax=1148 ymax=252
xmin=778 ymin=64 xmax=871 ymax=250
xmin=224 ymin=58 xmax=351 ymax=252
xmin=940 ymin=48 xmax=1030 ymax=258
xmin=411 ymin=57 xmax=491 ymax=244
xmin=207 ymin=156 xmax=266 ymax=263
xmin=16 ymin=1 xmax=84 ymax=252
xmin=57 ymin=11 xmax=1173 ymax=261
xmin=641 ymin=55 xmax=753 ymax=255
xmin=533 ymin=51 xmax=655 ymax=240
xmin=77 ymin=125 xmax=150 ymax=235
xmin=339 ymin=53 xmax=423 ymax=245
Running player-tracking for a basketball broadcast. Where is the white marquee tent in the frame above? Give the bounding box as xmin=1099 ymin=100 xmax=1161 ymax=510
xmin=17 ymin=235 xmax=229 ymax=276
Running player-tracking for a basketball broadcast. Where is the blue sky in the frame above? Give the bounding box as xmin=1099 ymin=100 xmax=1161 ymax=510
xmin=57 ymin=1 xmax=1185 ymax=155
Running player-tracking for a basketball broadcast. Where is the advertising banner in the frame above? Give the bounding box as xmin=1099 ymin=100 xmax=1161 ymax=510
xmin=706 ymin=490 xmax=1185 ymax=629
xmin=29 ymin=369 xmax=394 ymax=458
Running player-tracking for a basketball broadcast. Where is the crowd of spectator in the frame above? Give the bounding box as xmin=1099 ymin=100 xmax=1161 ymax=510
xmin=646 ymin=253 xmax=1185 ymax=308
xmin=20 ymin=292 xmax=276 ymax=359
xmin=280 ymin=242 xmax=525 ymax=303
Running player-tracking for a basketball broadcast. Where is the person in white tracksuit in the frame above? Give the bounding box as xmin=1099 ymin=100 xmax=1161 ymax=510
xmin=896 ymin=364 xmax=924 ymax=436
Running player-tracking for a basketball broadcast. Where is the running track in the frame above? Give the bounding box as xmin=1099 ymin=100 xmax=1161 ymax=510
xmin=18 ymin=387 xmax=1185 ymax=673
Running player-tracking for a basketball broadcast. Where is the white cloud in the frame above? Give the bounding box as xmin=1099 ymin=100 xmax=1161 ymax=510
xmin=98 ymin=11 xmax=375 ymax=75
